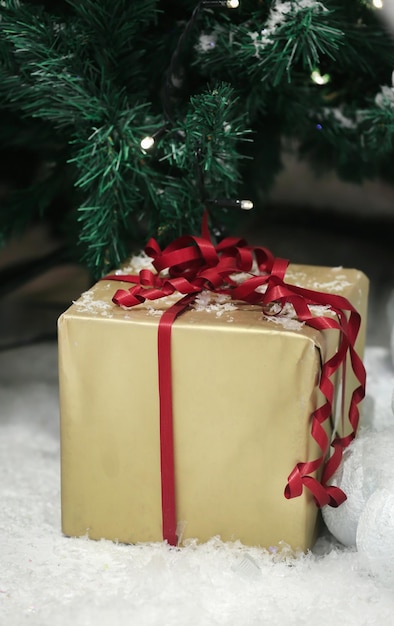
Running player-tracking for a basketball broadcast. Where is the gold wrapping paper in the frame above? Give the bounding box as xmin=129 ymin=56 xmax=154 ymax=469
xmin=58 ymin=263 xmax=369 ymax=551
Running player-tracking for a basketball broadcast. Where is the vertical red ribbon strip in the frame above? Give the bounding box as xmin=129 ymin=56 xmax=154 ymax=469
xmin=157 ymin=294 xmax=196 ymax=545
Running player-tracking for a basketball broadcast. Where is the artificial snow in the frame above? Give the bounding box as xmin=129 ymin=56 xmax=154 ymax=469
xmin=248 ymin=0 xmax=328 ymax=53
xmin=1 ymin=342 xmax=394 ymax=625
xmin=73 ymin=290 xmax=113 ymax=316
xmin=285 ymin=269 xmax=352 ymax=293
xmin=261 ymin=301 xmax=305 ymax=331
xmin=192 ymin=291 xmax=238 ymax=317
xmin=114 ymin=252 xmax=153 ymax=275
xmin=196 ymin=32 xmax=218 ymax=53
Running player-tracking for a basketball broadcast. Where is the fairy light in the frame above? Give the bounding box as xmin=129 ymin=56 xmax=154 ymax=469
xmin=206 ymin=198 xmax=254 ymax=210
xmin=140 ymin=135 xmax=155 ymax=151
xmin=311 ymin=69 xmax=331 ymax=85
xmin=140 ymin=125 xmax=169 ymax=152
xmin=202 ymin=0 xmax=240 ymax=7
xmin=240 ymin=199 xmax=253 ymax=210
xmin=373 ymin=0 xmax=383 ymax=8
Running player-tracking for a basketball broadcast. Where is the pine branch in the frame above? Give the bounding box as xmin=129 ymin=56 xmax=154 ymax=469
xmin=70 ymin=103 xmax=163 ymax=275
xmin=64 ymin=0 xmax=159 ymax=90
xmin=362 ymin=85 xmax=394 ymax=154
xmin=195 ymin=2 xmax=344 ymax=87
xmin=1 ymin=0 xmax=394 ymax=279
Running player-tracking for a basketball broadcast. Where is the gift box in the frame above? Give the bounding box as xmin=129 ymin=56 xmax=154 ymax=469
xmin=58 ymin=246 xmax=368 ymax=551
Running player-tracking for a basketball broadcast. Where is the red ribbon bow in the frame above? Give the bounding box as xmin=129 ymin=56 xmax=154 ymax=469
xmin=105 ymin=213 xmax=366 ymax=545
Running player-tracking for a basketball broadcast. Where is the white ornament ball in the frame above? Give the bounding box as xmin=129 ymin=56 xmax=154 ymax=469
xmin=357 ymin=488 xmax=394 ymax=586
xmin=322 ymin=428 xmax=394 ymax=546
xmin=322 ymin=440 xmax=366 ymax=546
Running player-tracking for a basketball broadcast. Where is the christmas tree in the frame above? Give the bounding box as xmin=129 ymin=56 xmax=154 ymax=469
xmin=1 ymin=0 xmax=394 ymax=280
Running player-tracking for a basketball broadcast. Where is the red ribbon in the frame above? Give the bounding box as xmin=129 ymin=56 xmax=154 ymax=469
xmin=156 ymin=293 xmax=196 ymax=546
xmin=105 ymin=214 xmax=366 ymax=545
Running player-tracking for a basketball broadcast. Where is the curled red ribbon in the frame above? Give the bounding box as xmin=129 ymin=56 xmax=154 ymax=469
xmin=105 ymin=213 xmax=366 ymax=545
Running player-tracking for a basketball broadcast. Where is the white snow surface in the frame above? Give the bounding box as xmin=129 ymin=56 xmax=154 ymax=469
xmin=1 ymin=342 xmax=394 ymax=625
